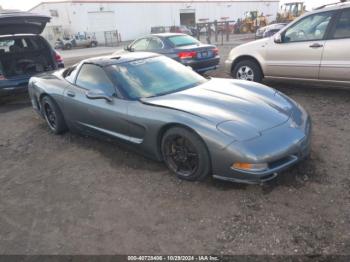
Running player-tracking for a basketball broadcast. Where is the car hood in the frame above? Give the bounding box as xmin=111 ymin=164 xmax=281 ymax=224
xmin=0 ymin=11 xmax=50 ymax=35
xmin=143 ymin=78 xmax=294 ymax=132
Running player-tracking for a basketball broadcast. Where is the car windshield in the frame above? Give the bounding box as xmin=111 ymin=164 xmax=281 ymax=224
xmin=107 ymin=56 xmax=206 ymax=99
xmin=167 ymin=35 xmax=199 ymax=47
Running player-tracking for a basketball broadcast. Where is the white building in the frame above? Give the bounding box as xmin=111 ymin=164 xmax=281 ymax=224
xmin=30 ymin=0 xmax=279 ymax=44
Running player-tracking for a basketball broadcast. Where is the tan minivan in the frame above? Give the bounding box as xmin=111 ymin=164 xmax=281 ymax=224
xmin=225 ymin=2 xmax=350 ymax=87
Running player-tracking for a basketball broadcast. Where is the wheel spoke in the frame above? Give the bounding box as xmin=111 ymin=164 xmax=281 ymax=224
xmin=187 ymin=152 xmax=197 ymax=158
xmin=164 ymin=134 xmax=199 ymax=177
xmin=237 ymin=66 xmax=254 ymax=81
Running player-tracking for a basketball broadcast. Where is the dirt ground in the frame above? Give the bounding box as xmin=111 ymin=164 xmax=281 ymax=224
xmin=0 ymin=42 xmax=349 ymax=256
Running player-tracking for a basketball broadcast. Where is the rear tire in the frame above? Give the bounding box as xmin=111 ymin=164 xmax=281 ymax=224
xmin=232 ymin=60 xmax=263 ymax=83
xmin=161 ymin=127 xmax=211 ymax=181
xmin=41 ymin=96 xmax=67 ymax=135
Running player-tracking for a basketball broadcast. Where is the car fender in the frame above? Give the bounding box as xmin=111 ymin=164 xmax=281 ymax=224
xmin=127 ymin=100 xmax=237 ymax=161
xmin=227 ymin=38 xmax=270 ymax=75
xmin=28 ymin=72 xmax=69 ymax=115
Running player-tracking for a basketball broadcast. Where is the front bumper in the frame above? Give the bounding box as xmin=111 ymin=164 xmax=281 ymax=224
xmin=224 ymin=59 xmax=233 ymax=76
xmin=212 ymin=116 xmax=311 ymax=184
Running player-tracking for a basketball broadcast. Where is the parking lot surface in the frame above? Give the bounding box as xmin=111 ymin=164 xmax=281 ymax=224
xmin=0 ymin=40 xmax=350 ymax=255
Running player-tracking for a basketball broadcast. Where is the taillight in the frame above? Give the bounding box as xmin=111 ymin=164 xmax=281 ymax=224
xmin=54 ymin=51 xmax=63 ymax=63
xmin=178 ymin=51 xmax=197 ymax=59
xmin=212 ymin=47 xmax=219 ymax=56
xmin=0 ymin=75 xmax=6 ymax=80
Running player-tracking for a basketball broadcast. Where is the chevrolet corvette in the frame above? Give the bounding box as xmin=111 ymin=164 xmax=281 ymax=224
xmin=28 ymin=52 xmax=311 ymax=184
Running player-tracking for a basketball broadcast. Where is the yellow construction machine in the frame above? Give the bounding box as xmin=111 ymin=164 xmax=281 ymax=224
xmin=239 ymin=11 xmax=268 ymax=33
xmin=277 ymin=2 xmax=306 ymax=23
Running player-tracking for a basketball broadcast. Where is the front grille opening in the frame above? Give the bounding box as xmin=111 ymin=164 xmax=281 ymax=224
xmin=269 ymin=155 xmax=296 ymax=169
xmin=260 ymin=173 xmax=275 ymax=180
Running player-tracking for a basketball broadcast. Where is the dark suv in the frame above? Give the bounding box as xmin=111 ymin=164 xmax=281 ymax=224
xmin=0 ymin=11 xmax=64 ymax=96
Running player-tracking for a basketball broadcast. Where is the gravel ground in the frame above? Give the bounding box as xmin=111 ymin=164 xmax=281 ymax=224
xmin=0 ymin=40 xmax=349 ymax=255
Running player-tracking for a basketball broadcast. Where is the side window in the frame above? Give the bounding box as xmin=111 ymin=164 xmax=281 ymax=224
xmin=331 ymin=9 xmax=350 ymax=39
xmin=283 ymin=11 xmax=334 ymax=43
xmin=64 ymin=65 xmax=79 ymax=84
xmin=76 ymin=64 xmax=115 ymax=95
xmin=131 ymin=38 xmax=149 ymax=51
xmin=147 ymin=37 xmax=164 ymax=50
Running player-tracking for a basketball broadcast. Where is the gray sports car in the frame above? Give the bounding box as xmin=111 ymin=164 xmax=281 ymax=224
xmin=28 ymin=52 xmax=311 ymax=184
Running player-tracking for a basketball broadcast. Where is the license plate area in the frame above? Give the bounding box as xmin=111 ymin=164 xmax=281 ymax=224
xmin=197 ymin=50 xmax=212 ymax=59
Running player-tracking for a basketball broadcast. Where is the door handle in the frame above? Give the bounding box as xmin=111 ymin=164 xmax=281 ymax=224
xmin=66 ymin=90 xmax=75 ymax=97
xmin=309 ymin=43 xmax=323 ymax=48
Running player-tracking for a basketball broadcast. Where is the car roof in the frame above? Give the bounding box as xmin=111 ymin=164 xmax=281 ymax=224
xmin=151 ymin=33 xmax=186 ymax=37
xmin=82 ymin=52 xmax=160 ymax=67
xmin=310 ymin=1 xmax=350 ymax=13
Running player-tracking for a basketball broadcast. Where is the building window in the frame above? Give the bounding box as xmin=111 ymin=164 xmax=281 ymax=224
xmin=49 ymin=9 xmax=59 ymax=17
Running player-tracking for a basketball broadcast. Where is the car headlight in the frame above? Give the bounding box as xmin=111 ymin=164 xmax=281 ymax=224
xmin=217 ymin=120 xmax=261 ymax=141
xmin=232 ymin=162 xmax=268 ymax=172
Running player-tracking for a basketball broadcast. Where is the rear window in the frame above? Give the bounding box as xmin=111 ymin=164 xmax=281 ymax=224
xmin=0 ymin=37 xmax=44 ymax=53
xmin=0 ymin=39 xmax=15 ymax=52
xmin=167 ymin=35 xmax=199 ymax=47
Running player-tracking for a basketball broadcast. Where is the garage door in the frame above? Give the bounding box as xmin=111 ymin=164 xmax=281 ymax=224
xmin=87 ymin=11 xmax=116 ymax=32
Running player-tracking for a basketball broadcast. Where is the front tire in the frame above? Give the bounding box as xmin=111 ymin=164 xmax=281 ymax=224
xmin=41 ymin=96 xmax=67 ymax=135
xmin=232 ymin=60 xmax=263 ymax=83
xmin=161 ymin=127 xmax=211 ymax=181
xmin=64 ymin=43 xmax=72 ymax=50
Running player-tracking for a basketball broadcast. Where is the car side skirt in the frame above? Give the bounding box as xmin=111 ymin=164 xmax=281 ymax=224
xmin=265 ymin=76 xmax=350 ymax=87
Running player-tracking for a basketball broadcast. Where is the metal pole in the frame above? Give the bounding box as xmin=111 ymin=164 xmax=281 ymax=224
xmin=196 ymin=24 xmax=200 ymax=41
xmin=206 ymin=23 xmax=211 ymax=44
xmin=226 ymin=21 xmax=229 ymax=42
xmin=221 ymin=28 xmax=224 ymax=46
xmin=214 ymin=20 xmax=218 ymax=42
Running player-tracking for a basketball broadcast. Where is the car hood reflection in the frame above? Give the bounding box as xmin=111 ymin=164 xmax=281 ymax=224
xmin=142 ymin=78 xmax=293 ymax=132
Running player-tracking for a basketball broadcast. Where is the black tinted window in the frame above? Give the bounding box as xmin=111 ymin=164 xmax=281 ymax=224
xmin=76 ymin=64 xmax=115 ymax=95
xmin=332 ymin=9 xmax=350 ymax=39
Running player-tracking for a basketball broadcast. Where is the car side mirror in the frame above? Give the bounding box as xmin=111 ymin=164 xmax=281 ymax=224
xmin=124 ymin=45 xmax=134 ymax=52
xmin=85 ymin=89 xmax=113 ymax=102
xmin=274 ymin=33 xmax=283 ymax=43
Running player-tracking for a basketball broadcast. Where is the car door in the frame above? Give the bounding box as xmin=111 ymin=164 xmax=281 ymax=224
xmin=265 ymin=11 xmax=335 ymax=79
xmin=319 ymin=8 xmax=350 ymax=82
xmin=63 ymin=63 xmax=130 ymax=141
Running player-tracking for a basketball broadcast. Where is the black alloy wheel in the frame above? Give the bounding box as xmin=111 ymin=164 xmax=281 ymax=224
xmin=161 ymin=127 xmax=210 ymax=181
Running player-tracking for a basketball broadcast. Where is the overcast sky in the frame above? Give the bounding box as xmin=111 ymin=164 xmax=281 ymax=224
xmin=0 ymin=0 xmax=339 ymax=11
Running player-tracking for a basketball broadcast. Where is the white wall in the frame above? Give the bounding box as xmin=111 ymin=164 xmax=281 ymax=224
xmin=32 ymin=1 xmax=279 ymax=42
